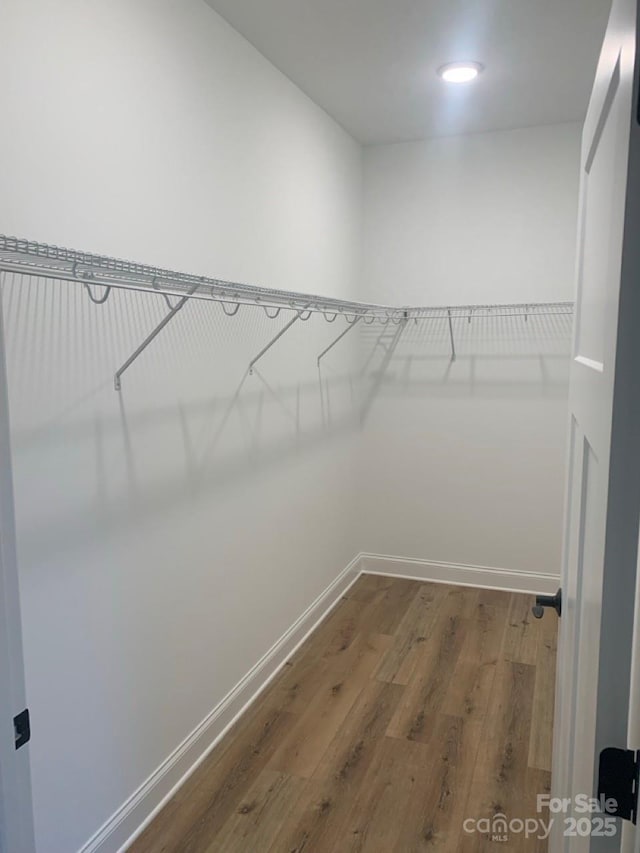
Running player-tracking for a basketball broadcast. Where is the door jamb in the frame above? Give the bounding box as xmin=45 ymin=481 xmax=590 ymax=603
xmin=0 ymin=287 xmax=36 ymax=853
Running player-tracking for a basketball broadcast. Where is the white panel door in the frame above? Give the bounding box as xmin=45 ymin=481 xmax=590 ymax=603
xmin=551 ymin=0 xmax=640 ymax=850
xmin=0 ymin=292 xmax=35 ymax=850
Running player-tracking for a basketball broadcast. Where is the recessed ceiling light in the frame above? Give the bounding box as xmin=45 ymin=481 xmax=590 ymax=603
xmin=437 ymin=62 xmax=484 ymax=83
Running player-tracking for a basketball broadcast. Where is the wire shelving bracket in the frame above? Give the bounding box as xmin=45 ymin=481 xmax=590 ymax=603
xmin=114 ymin=281 xmax=200 ymax=390
xmin=249 ymin=312 xmax=302 ymax=375
xmin=317 ymin=316 xmax=362 ymax=366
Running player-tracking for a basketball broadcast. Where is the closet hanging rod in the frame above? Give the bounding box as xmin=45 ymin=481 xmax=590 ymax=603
xmin=0 ymin=235 xmax=574 ymax=322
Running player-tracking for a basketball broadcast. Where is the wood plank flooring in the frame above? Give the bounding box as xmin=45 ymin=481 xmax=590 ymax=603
xmin=130 ymin=575 xmax=557 ymax=852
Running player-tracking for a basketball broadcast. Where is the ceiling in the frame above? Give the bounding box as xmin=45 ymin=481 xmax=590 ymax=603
xmin=205 ymin=0 xmax=611 ymax=145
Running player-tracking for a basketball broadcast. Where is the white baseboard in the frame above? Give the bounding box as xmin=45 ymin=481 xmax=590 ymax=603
xmin=78 ymin=555 xmax=361 ymax=853
xmin=360 ymin=552 xmax=560 ymax=595
xmin=79 ymin=550 xmax=557 ymax=852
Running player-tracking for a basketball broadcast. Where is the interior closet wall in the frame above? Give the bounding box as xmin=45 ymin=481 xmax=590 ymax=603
xmin=359 ymin=122 xmax=581 ymax=575
xmin=0 ymin=2 xmax=363 ymax=851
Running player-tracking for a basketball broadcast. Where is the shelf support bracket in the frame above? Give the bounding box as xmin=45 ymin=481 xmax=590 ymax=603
xmin=447 ymin=309 xmax=456 ymax=362
xmin=317 ymin=316 xmax=361 ymax=366
xmin=114 ymin=282 xmax=200 ymax=390
xmin=248 ymin=311 xmax=303 ymax=375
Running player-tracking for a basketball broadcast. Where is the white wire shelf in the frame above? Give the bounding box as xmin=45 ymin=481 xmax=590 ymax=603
xmin=0 ymin=235 xmax=574 ymax=321
xmin=0 ymin=234 xmax=575 ymax=388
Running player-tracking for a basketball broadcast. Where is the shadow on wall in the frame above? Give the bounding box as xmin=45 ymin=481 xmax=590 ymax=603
xmin=3 ymin=272 xmax=572 ymax=567
xmin=2 ymin=273 xmax=409 ymax=565
xmin=355 ymin=308 xmax=573 ymax=573
xmin=358 ymin=310 xmax=573 ymax=403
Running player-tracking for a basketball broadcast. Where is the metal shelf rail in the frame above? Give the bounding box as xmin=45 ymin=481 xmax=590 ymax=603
xmin=0 ymin=235 xmax=575 ymax=388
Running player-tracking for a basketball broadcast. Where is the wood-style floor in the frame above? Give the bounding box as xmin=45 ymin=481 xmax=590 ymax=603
xmin=130 ymin=575 xmax=557 ymax=852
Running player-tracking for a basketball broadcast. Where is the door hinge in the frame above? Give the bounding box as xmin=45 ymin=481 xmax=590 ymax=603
xmin=13 ymin=708 xmax=30 ymax=750
xmin=598 ymin=747 xmax=639 ymax=823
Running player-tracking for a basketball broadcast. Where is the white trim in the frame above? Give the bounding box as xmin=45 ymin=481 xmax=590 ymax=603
xmin=360 ymin=553 xmax=559 ymax=595
xmin=80 ymin=551 xmax=557 ymax=852
xmin=79 ymin=555 xmax=361 ymax=853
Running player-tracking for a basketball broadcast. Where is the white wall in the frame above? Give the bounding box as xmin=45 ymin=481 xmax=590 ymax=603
xmin=0 ymin=2 xmax=362 ymax=851
xmin=358 ymin=123 xmax=580 ymax=574
xmin=363 ymin=123 xmax=581 ymax=305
